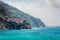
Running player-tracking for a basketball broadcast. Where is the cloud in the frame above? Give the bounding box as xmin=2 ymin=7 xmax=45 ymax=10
xmin=40 ymin=0 xmax=60 ymax=8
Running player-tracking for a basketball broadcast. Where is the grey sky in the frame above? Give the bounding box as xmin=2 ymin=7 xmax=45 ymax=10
xmin=1 ymin=0 xmax=60 ymax=26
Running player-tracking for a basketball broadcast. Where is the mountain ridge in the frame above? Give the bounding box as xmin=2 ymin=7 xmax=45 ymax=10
xmin=0 ymin=1 xmax=45 ymax=27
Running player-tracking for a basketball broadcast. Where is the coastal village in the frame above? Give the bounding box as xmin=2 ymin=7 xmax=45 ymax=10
xmin=0 ymin=16 xmax=31 ymax=30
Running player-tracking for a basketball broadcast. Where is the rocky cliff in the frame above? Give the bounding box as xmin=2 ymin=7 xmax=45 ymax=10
xmin=0 ymin=1 xmax=45 ymax=28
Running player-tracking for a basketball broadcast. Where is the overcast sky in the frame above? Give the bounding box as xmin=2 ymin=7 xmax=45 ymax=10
xmin=1 ymin=0 xmax=60 ymax=26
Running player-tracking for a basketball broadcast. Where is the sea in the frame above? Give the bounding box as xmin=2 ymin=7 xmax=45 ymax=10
xmin=0 ymin=26 xmax=60 ymax=40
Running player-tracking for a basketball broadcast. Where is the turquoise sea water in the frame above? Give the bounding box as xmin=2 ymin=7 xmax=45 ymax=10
xmin=0 ymin=26 xmax=60 ymax=40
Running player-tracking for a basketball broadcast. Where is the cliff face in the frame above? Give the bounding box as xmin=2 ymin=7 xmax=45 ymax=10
xmin=0 ymin=1 xmax=45 ymax=27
